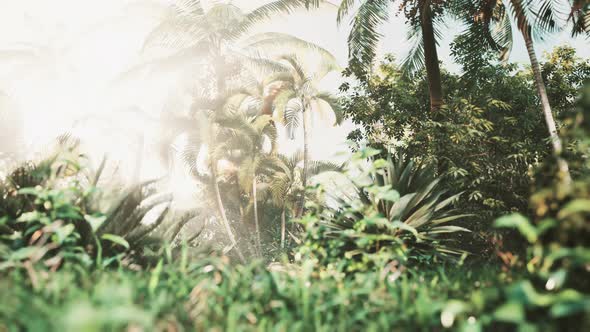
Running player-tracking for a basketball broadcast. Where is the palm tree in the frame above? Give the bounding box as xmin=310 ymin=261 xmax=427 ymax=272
xmin=138 ymin=1 xmax=331 ymax=259
xmin=263 ymin=54 xmax=343 ymax=215
xmin=175 ymin=106 xmax=248 ymax=261
xmin=464 ymin=0 xmax=572 ymax=182
xmin=216 ymin=114 xmax=280 ymax=254
xmin=332 ymin=0 xmax=447 ymax=111
xmin=269 ymin=151 xmax=341 ymax=248
xmin=140 ymin=1 xmax=328 ymax=94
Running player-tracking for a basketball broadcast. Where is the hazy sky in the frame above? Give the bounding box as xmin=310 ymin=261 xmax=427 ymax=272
xmin=0 ymin=0 xmax=588 ymax=173
xmin=236 ymin=0 xmax=589 ymax=72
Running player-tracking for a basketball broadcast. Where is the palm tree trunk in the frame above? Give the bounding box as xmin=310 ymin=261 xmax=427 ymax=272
xmin=212 ymin=52 xmax=247 ymax=261
xmin=252 ymin=172 xmax=262 ymax=254
xmin=522 ymin=32 xmax=571 ymax=184
xmin=212 ymin=161 xmax=245 ymax=262
xmin=420 ymin=5 xmax=444 ymax=112
xmin=299 ymin=103 xmax=312 ymax=217
xmin=280 ymin=209 xmax=286 ymax=249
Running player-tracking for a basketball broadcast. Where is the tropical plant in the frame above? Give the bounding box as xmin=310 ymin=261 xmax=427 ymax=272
xmin=459 ymin=0 xmax=573 ymax=181
xmin=258 ymin=54 xmax=343 ymax=215
xmin=330 ymin=0 xmax=448 ymax=111
xmin=0 ymin=150 xmax=125 ymax=270
xmin=341 ymin=48 xmax=589 ymax=247
xmin=0 ymin=134 xmax=198 ymax=271
xmin=139 ymin=0 xmax=326 ymax=95
xmin=268 ymin=151 xmax=341 ymax=248
xmin=176 ymin=105 xmax=248 ymax=260
xmin=299 ymin=148 xmax=471 ymax=272
xmin=568 ymin=0 xmax=590 ymax=37
xmin=139 ymin=1 xmax=342 ymax=251
xmin=216 ymin=113 xmax=281 ymax=254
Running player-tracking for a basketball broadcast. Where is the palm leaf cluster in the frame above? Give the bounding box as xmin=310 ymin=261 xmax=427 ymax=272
xmin=301 ymin=151 xmax=471 ymax=271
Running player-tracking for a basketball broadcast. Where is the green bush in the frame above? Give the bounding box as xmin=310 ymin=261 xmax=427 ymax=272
xmin=0 ymin=142 xmax=177 ymax=271
xmin=298 ymin=148 xmax=471 ymax=272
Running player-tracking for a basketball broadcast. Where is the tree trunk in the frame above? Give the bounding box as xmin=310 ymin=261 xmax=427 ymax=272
xmin=252 ymin=172 xmax=262 ymax=255
xmin=212 ymin=160 xmax=245 ymax=262
xmin=420 ymin=5 xmax=444 ymax=112
xmin=212 ymin=52 xmax=247 ymax=261
xmin=522 ymin=31 xmax=572 ymax=184
xmin=299 ymin=102 xmax=312 ymax=217
xmin=280 ymin=209 xmax=286 ymax=249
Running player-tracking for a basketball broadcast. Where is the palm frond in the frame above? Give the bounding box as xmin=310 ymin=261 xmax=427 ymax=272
xmin=278 ymin=54 xmax=309 ymax=82
xmin=401 ymin=24 xmax=425 ymax=76
xmin=142 ymin=0 xmax=207 ymax=53
xmin=244 ymin=32 xmax=339 ymax=72
xmin=284 ymin=99 xmax=303 ymax=139
xmin=174 ymin=0 xmax=205 ymax=16
xmin=337 ymin=0 xmax=357 ymax=25
xmin=230 ymin=0 xmax=324 ymax=39
xmin=229 ymin=51 xmax=291 ymax=77
xmin=569 ymin=0 xmax=590 ymax=37
xmin=507 ymin=0 xmax=535 ymax=37
xmin=491 ymin=3 xmax=514 ymax=61
xmin=402 ymin=15 xmax=445 ymax=76
xmin=307 ymin=160 xmax=343 ymax=176
xmin=347 ymin=0 xmax=391 ymax=68
xmin=315 ymin=92 xmax=345 ymax=126
xmin=536 ymin=0 xmax=569 ymax=35
xmin=272 ymin=88 xmax=296 ymax=121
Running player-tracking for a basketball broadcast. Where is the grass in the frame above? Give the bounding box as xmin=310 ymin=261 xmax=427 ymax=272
xmin=1 ymin=249 xmax=517 ymax=332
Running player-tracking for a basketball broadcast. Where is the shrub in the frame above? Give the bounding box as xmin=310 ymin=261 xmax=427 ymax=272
xmin=298 ymin=148 xmax=471 ymax=272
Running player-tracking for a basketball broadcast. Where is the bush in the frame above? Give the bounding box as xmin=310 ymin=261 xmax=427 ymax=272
xmin=298 ymin=148 xmax=471 ymax=273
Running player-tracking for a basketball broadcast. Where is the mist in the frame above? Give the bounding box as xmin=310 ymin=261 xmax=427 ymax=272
xmin=1 ymin=0 xmax=351 ymax=197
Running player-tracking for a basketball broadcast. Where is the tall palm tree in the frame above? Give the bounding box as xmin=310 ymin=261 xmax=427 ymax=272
xmin=139 ymin=1 xmax=330 ymax=259
xmin=175 ymin=105 xmax=248 ymax=261
xmin=264 ymin=54 xmax=344 ymax=215
xmin=332 ymin=0 xmax=447 ymax=111
xmin=217 ymin=114 xmax=280 ymax=254
xmin=464 ymin=0 xmax=572 ymax=182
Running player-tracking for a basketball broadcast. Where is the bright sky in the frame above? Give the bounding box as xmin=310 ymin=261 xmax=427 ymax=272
xmin=0 ymin=0 xmax=588 ymax=179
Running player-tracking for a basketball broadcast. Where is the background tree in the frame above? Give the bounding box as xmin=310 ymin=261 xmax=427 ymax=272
xmin=459 ymin=0 xmax=573 ymax=182
xmin=333 ymin=0 xmax=448 ymax=111
xmin=341 ymin=48 xmax=589 ymax=245
xmin=268 ymin=55 xmax=343 ymax=215
xmin=216 ymin=114 xmax=280 ymax=254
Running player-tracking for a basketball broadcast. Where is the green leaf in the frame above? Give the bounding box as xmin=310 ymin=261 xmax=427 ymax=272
xmin=54 ymin=224 xmax=75 ymax=244
xmin=557 ymin=199 xmax=590 ymax=219
xmin=56 ymin=207 xmax=82 ymax=220
xmin=373 ymin=158 xmax=389 ymax=169
xmin=17 ymin=187 xmax=40 ymax=196
xmin=494 ymin=213 xmax=538 ymax=243
xmin=17 ymin=211 xmax=42 ymax=223
xmin=379 ymin=189 xmax=400 ymax=202
xmin=390 ymin=221 xmax=419 ymax=239
xmin=493 ymin=301 xmax=525 ymax=323
xmin=550 ymin=298 xmax=590 ymax=317
xmin=0 ymin=216 xmax=9 ymax=226
xmin=149 ymin=259 xmax=164 ymax=294
xmin=9 ymin=247 xmax=39 ymax=261
xmin=84 ymin=214 xmax=107 ymax=232
xmin=101 ymin=234 xmax=129 ymax=249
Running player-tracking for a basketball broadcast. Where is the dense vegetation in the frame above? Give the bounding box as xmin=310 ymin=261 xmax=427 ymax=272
xmin=1 ymin=0 xmax=589 ymax=331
